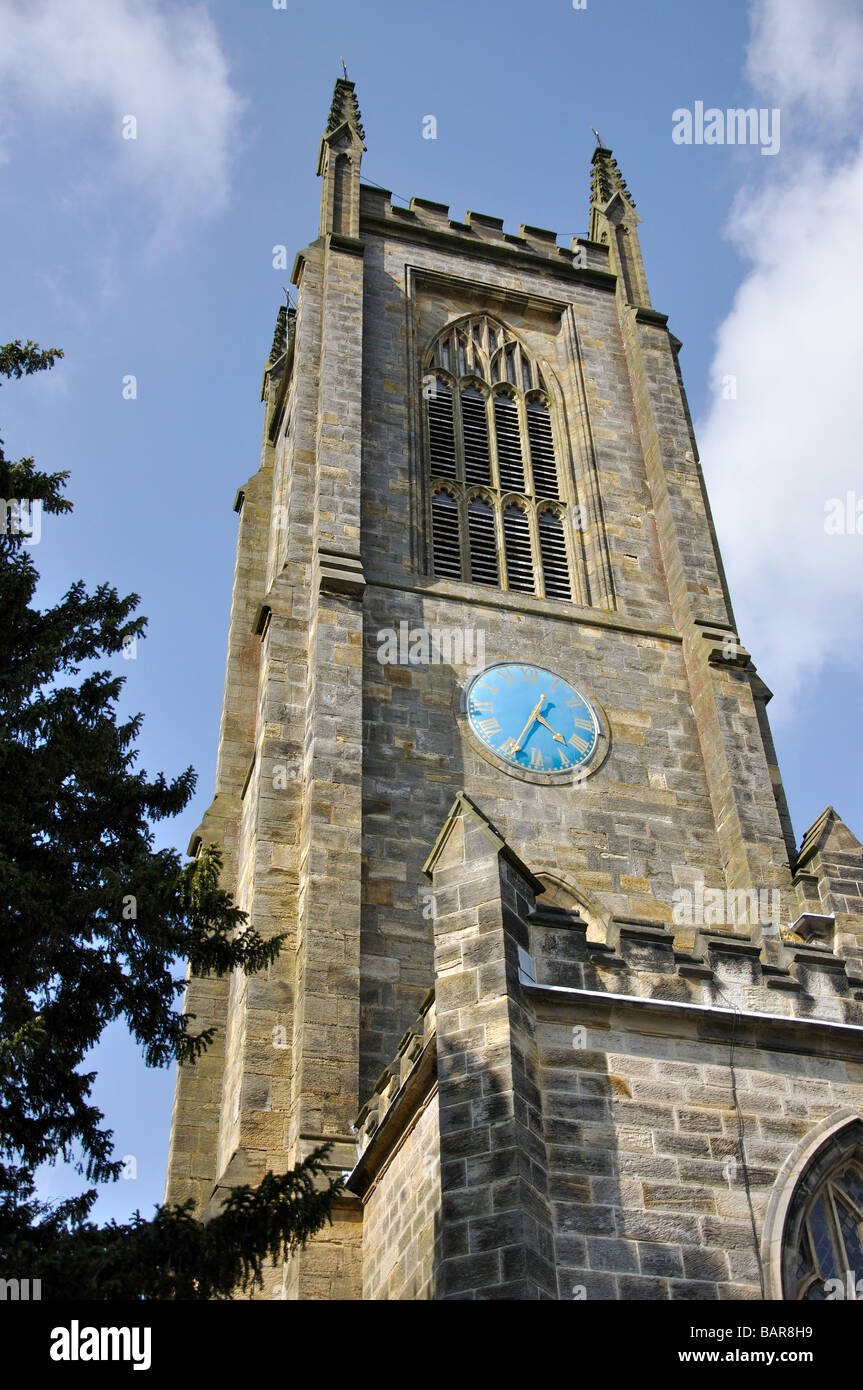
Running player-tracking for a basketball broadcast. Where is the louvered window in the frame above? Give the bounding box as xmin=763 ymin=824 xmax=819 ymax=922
xmin=431 ymin=490 xmax=461 ymax=578
xmin=424 ymin=315 xmax=577 ymax=603
xmin=461 ymin=388 xmax=491 ymax=486
xmin=428 ymin=381 xmax=456 ymax=479
xmin=494 ymin=395 xmax=525 ymax=492
xmin=468 ymin=498 xmax=499 ymax=587
xmin=527 ymin=401 xmax=559 ymax=499
xmin=503 ymin=505 xmax=534 ymax=593
xmin=538 ymin=510 xmax=571 ymax=600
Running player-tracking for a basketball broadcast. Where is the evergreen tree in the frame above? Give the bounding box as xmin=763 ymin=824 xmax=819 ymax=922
xmin=0 ymin=341 xmax=341 ymax=1297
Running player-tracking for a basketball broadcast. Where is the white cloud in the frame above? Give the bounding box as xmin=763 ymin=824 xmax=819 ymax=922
xmin=746 ymin=0 xmax=863 ymax=123
xmin=697 ymin=0 xmax=863 ymax=720
xmin=0 ymin=0 xmax=243 ymax=230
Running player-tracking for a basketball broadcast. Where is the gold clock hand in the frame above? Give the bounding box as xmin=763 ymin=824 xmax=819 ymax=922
xmin=535 ymin=713 xmax=566 ymax=744
xmin=513 ymin=694 xmax=545 ymax=753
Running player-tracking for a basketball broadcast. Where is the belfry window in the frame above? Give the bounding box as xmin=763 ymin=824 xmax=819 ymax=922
xmin=424 ymin=315 xmax=577 ymax=603
xmin=467 ymin=496 xmax=499 ymax=587
xmin=430 ymin=488 xmax=461 ymax=579
xmin=428 ymin=381 xmax=457 ymax=479
xmin=538 ymin=508 xmax=571 ymax=600
xmin=502 ymin=503 xmax=534 ymax=593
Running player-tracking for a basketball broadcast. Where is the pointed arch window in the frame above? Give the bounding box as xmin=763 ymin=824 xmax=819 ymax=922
xmin=792 ymin=1157 xmax=863 ymax=1299
xmin=424 ymin=315 xmax=577 ymax=603
xmin=494 ymin=393 xmax=525 ymax=493
xmin=527 ymin=400 xmax=559 ymax=500
xmin=773 ymin=1119 xmax=863 ymax=1300
xmin=428 ymin=380 xmax=457 ymax=479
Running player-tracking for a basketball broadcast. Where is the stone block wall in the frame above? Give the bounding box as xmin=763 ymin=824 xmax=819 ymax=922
xmin=360 ymin=1096 xmax=440 ymax=1300
xmin=535 ymin=995 xmax=863 ymax=1300
xmin=365 ymin=795 xmax=863 ymax=1301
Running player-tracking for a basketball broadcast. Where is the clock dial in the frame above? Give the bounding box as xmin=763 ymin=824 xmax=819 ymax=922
xmin=465 ymin=663 xmax=600 ymax=777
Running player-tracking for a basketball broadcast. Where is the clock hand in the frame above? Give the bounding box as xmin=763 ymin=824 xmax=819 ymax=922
xmin=535 ymin=713 xmax=566 ymax=744
xmin=513 ymin=694 xmax=546 ymax=753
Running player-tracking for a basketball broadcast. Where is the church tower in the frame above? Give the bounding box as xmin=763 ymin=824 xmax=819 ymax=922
xmin=166 ymin=79 xmax=863 ymax=1301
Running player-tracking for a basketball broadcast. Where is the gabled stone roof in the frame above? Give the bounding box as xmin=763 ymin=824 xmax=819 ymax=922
xmin=796 ymin=805 xmax=863 ymax=869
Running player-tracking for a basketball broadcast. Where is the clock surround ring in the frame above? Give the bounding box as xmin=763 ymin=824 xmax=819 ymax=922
xmin=457 ymin=660 xmax=610 ymax=787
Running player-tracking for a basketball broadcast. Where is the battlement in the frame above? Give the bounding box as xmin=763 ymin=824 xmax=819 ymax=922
xmin=529 ymin=911 xmax=863 ymax=1027
xmin=358 ymin=183 xmax=610 ymax=278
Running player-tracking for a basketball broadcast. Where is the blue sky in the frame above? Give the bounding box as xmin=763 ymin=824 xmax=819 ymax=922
xmin=1 ymin=0 xmax=861 ymax=1223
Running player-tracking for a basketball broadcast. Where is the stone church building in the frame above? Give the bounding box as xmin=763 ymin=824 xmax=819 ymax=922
xmin=165 ymin=78 xmax=863 ymax=1300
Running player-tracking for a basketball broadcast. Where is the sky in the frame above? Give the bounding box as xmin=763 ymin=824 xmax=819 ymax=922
xmin=0 ymin=0 xmax=861 ymax=1224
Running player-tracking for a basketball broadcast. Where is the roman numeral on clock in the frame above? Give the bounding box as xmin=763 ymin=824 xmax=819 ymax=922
xmin=529 ymin=748 xmax=545 ymax=770
xmin=476 ymin=718 xmax=501 ymax=737
xmin=569 ymin=732 xmax=592 ymax=754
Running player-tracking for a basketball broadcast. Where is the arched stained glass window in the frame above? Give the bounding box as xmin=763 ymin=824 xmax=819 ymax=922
xmin=793 ymin=1159 xmax=863 ymax=1299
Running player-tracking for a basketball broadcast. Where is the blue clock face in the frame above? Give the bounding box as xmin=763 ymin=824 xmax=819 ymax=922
xmin=466 ymin=663 xmax=600 ymax=778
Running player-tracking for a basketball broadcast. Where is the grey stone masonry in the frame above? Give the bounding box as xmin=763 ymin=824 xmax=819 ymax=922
xmin=348 ymin=794 xmax=863 ymax=1299
xmin=422 ymin=795 xmax=557 ymax=1298
xmin=165 ymin=77 xmax=863 ymax=1300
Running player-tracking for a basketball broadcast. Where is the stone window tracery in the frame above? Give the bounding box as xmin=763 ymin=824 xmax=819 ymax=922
xmin=424 ymin=315 xmax=576 ymax=602
xmin=791 ymin=1154 xmax=863 ymax=1299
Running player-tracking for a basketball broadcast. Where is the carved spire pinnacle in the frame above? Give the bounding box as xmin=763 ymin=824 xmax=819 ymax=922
xmin=324 ymin=76 xmax=365 ymax=145
xmin=268 ymin=305 xmax=288 ymax=366
xmin=317 ymin=75 xmax=366 ymax=238
xmin=589 ymin=144 xmax=637 ymax=221
xmin=588 ymin=142 xmax=651 ymax=309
